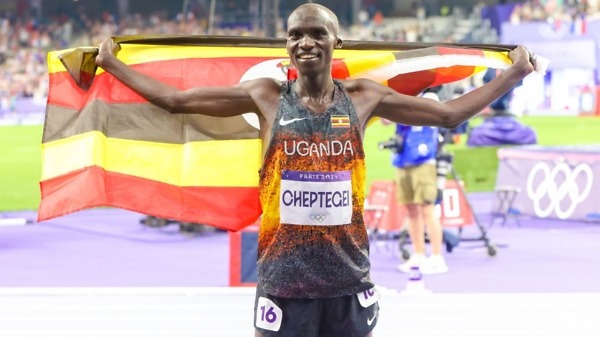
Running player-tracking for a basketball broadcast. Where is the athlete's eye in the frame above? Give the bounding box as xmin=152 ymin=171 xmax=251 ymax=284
xmin=314 ymin=31 xmax=326 ymax=38
xmin=288 ymin=31 xmax=301 ymax=40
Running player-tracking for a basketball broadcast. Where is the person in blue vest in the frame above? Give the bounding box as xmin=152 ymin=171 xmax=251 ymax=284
xmin=382 ymin=90 xmax=449 ymax=274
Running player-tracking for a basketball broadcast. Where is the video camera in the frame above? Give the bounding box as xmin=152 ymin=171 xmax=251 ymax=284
xmin=377 ymin=122 xmax=468 ymax=191
xmin=437 ymin=121 xmax=468 ymax=149
xmin=378 ymin=136 xmax=404 ymax=153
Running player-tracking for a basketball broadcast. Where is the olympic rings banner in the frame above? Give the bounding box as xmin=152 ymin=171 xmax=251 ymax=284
xmin=496 ymin=145 xmax=600 ymax=221
xmin=38 ymin=35 xmax=515 ymax=231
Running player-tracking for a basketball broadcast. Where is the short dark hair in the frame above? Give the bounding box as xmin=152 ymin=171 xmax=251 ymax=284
xmin=289 ymin=3 xmax=340 ymax=37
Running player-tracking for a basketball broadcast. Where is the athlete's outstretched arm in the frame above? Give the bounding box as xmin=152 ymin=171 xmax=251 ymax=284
xmin=95 ymin=37 xmax=270 ymax=117
xmin=370 ymin=45 xmax=535 ymax=129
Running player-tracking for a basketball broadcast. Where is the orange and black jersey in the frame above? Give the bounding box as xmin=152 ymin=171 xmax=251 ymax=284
xmin=258 ymin=80 xmax=374 ymax=298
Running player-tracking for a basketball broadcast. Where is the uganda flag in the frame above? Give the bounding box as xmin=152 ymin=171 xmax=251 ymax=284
xmin=331 ymin=115 xmax=351 ymax=128
xmin=38 ymin=35 xmax=514 ymax=231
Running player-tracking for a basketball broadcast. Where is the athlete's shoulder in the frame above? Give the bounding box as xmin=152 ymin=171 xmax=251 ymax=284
xmin=339 ymin=78 xmax=387 ymax=94
xmin=239 ymin=77 xmax=281 ymax=90
xmin=239 ymin=78 xmax=283 ymax=100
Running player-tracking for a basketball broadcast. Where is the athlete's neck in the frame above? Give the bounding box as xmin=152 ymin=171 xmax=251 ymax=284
xmin=294 ymin=74 xmax=335 ymax=105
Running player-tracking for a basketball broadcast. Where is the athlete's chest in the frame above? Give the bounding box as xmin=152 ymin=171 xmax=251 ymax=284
xmin=277 ymin=98 xmax=352 ymax=131
xmin=295 ymin=96 xmax=334 ymax=115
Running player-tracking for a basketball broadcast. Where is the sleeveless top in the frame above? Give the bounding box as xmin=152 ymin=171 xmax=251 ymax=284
xmin=257 ymin=79 xmax=374 ymax=298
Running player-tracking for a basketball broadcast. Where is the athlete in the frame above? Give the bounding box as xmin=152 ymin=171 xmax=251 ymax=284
xmin=95 ymin=3 xmax=535 ymax=336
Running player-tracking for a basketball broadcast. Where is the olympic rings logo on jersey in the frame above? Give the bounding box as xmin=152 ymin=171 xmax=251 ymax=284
xmin=310 ymin=214 xmax=327 ymax=222
xmin=526 ymin=161 xmax=593 ymax=219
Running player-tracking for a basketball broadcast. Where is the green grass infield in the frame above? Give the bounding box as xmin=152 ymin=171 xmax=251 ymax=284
xmin=2 ymin=116 xmax=600 ymax=211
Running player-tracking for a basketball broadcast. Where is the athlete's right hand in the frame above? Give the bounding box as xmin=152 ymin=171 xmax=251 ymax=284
xmin=507 ymin=45 xmax=534 ymax=76
xmin=96 ymin=37 xmax=121 ymax=69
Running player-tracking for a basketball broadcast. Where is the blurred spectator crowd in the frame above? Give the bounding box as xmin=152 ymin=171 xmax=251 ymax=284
xmin=0 ymin=0 xmax=598 ymax=119
xmin=510 ymin=0 xmax=599 ymax=25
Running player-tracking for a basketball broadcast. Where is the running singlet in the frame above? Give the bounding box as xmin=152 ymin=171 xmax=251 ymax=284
xmin=258 ymin=80 xmax=374 ymax=298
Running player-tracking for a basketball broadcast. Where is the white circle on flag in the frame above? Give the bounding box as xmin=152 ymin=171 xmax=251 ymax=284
xmin=239 ymin=58 xmax=289 ymax=129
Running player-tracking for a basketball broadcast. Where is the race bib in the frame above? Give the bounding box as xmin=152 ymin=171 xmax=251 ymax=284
xmin=280 ymin=170 xmax=352 ymax=225
xmin=255 ymin=297 xmax=282 ymax=332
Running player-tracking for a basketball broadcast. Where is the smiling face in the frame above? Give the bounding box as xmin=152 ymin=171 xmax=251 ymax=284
xmin=286 ymin=5 xmax=342 ymax=77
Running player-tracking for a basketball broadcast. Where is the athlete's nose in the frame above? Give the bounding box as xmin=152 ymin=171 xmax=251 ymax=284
xmin=299 ymin=35 xmax=315 ymax=49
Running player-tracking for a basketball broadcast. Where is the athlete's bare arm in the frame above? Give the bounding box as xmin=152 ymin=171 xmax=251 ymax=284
xmin=347 ymin=45 xmax=534 ymax=129
xmin=95 ymin=37 xmax=281 ymax=122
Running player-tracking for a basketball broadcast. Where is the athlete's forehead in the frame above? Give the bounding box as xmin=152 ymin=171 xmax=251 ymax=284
xmin=287 ymin=6 xmax=338 ymax=35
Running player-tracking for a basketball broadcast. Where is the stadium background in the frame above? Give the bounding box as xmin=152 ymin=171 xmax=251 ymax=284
xmin=2 ymin=3 xmax=600 ymax=335
xmin=1 ymin=0 xmax=599 ymax=213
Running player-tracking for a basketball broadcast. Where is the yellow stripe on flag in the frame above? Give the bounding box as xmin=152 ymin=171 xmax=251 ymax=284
xmin=47 ymin=44 xmax=394 ymax=74
xmin=478 ymin=50 xmax=511 ymax=73
xmin=41 ymin=131 xmax=261 ymax=187
xmin=344 ymin=52 xmax=396 ymax=78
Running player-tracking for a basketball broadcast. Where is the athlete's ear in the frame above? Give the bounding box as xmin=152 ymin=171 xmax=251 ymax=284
xmin=336 ymin=38 xmax=343 ymax=49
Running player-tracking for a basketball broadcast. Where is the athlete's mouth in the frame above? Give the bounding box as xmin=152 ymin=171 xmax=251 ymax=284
xmin=297 ymin=53 xmax=319 ymax=60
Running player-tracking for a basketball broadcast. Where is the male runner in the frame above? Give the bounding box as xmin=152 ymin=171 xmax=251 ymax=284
xmin=95 ymin=3 xmax=535 ymax=336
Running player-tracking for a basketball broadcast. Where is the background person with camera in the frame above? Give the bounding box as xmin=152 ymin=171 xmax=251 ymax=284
xmin=380 ymin=89 xmax=449 ymax=275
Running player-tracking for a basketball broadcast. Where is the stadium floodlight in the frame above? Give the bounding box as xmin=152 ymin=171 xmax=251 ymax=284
xmin=208 ymin=0 xmax=216 ymax=35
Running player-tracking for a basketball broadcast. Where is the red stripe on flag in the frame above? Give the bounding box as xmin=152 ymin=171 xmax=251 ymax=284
xmin=437 ymin=46 xmax=484 ymax=56
xmin=331 ymin=59 xmax=351 ymax=79
xmin=430 ymin=47 xmax=482 ymax=87
xmin=388 ymin=70 xmax=437 ymax=96
xmin=48 ymin=57 xmax=283 ymax=109
xmin=287 ymin=59 xmax=350 ymax=81
xmin=387 ymin=47 xmax=484 ymax=94
xmin=38 ymin=166 xmax=261 ymax=231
